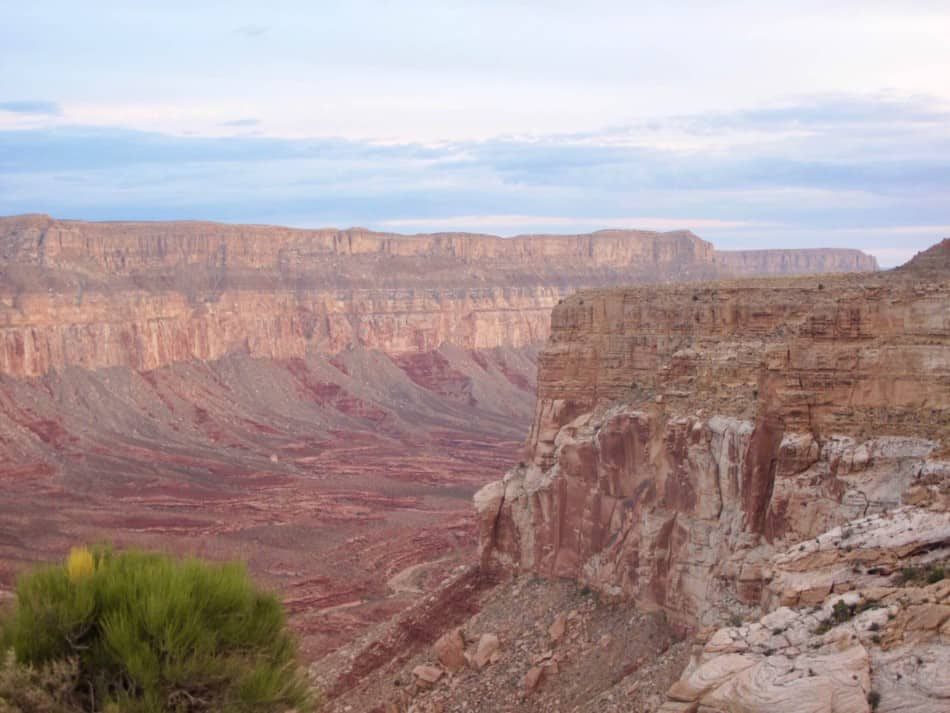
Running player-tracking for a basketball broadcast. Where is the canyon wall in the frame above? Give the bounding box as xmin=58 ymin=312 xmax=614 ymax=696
xmin=715 ymin=248 xmax=878 ymax=275
xmin=0 ymin=215 xmax=877 ymax=378
xmin=477 ymin=240 xmax=949 ymax=631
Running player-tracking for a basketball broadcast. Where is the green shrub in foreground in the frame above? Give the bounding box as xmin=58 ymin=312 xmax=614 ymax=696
xmin=1 ymin=547 xmax=316 ymax=713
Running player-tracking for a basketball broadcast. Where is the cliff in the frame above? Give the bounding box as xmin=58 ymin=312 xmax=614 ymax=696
xmin=715 ymin=248 xmax=878 ymax=275
xmin=0 ymin=215 xmax=877 ymax=378
xmin=477 ymin=243 xmax=949 ymax=630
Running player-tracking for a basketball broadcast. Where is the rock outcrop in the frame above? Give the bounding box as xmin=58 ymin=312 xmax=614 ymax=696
xmin=662 ymin=508 xmax=950 ymax=713
xmin=477 ymin=242 xmax=949 ymax=631
xmin=466 ymin=241 xmax=948 ymax=711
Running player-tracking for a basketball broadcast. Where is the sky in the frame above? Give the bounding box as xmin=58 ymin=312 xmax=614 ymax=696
xmin=2 ymin=1 xmax=950 ymax=266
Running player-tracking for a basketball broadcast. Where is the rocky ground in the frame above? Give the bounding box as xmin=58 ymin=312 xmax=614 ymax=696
xmin=312 ymin=504 xmax=948 ymax=713
xmin=662 ymin=564 xmax=949 ymax=712
xmin=315 ymin=572 xmax=692 ymax=713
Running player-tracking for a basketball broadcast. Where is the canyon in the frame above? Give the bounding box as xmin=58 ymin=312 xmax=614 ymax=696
xmin=0 ymin=214 xmax=877 ymax=661
xmin=321 ymin=240 xmax=948 ymax=713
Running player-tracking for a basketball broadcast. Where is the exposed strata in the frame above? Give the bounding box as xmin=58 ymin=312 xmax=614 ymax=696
xmin=661 ymin=508 xmax=950 ymax=713
xmin=0 ymin=215 xmax=875 ymax=378
xmin=477 ymin=242 xmax=949 ymax=631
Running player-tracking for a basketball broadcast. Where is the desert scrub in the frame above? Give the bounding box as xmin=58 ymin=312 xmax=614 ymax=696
xmin=0 ymin=650 xmax=80 ymax=713
xmin=897 ymin=562 xmax=946 ymax=585
xmin=2 ymin=546 xmax=317 ymax=713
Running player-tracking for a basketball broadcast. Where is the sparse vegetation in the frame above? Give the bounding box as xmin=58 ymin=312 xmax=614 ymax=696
xmin=868 ymin=690 xmax=881 ymax=710
xmin=728 ymin=613 xmax=744 ymax=628
xmin=0 ymin=650 xmax=80 ymax=713
xmin=899 ymin=566 xmax=922 ymax=583
xmin=813 ymin=598 xmax=883 ymax=635
xmin=0 ymin=546 xmax=317 ymax=713
xmin=896 ymin=563 xmax=946 ymax=585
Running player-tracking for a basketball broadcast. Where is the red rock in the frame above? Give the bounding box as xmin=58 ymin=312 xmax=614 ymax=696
xmin=411 ymin=664 xmax=444 ymax=685
xmin=471 ymin=633 xmax=500 ymax=669
xmin=433 ymin=627 xmax=466 ymax=672
xmin=548 ymin=613 xmax=567 ymax=644
xmin=523 ymin=665 xmax=545 ymax=694
xmin=0 ymin=215 xmax=875 ymax=379
xmin=476 ymin=251 xmax=950 ymax=630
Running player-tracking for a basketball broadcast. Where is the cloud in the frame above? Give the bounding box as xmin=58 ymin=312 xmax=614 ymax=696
xmin=379 ymin=215 xmax=768 ymax=232
xmin=234 ymin=24 xmax=269 ymax=37
xmin=219 ymin=118 xmax=261 ymax=128
xmin=0 ymin=100 xmax=62 ymax=116
xmin=0 ymin=94 xmax=947 ymax=263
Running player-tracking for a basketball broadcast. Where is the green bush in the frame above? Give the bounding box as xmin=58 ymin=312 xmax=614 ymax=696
xmin=1 ymin=547 xmax=316 ymax=713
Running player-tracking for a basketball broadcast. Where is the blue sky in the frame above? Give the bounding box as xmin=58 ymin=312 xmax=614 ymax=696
xmin=2 ymin=1 xmax=949 ymax=265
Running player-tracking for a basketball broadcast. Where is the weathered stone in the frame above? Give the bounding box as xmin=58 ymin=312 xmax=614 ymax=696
xmin=432 ymin=627 xmax=466 ymax=672
xmin=471 ymin=633 xmax=500 ymax=669
xmin=548 ymin=612 xmax=567 ymax=644
xmin=411 ymin=664 xmax=444 ymax=685
xmin=477 ymin=248 xmax=950 ymax=629
xmin=523 ymin=665 xmax=545 ymax=695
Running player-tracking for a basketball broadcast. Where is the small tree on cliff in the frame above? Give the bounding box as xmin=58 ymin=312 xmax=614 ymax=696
xmin=1 ymin=546 xmax=317 ymax=712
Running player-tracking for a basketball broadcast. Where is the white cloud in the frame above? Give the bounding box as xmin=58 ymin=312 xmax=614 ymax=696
xmin=378 ymin=215 xmax=771 ymax=233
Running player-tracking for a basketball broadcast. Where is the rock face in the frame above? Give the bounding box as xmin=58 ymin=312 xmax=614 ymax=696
xmin=661 ymin=509 xmax=950 ymax=713
xmin=477 ymin=243 xmax=949 ymax=631
xmin=0 ymin=215 xmax=876 ymax=378
xmin=714 ymin=248 xmax=878 ymax=276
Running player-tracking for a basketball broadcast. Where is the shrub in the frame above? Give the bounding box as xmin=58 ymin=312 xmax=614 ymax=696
xmin=898 ymin=566 xmax=921 ymax=584
xmin=897 ymin=563 xmax=946 ymax=585
xmin=867 ymin=690 xmax=881 ymax=710
xmin=0 ymin=650 xmax=80 ymax=713
xmin=2 ymin=546 xmax=316 ymax=713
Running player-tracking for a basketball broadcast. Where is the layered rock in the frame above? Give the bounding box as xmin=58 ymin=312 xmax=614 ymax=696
xmin=715 ymin=248 xmax=878 ymax=276
xmin=0 ymin=215 xmax=877 ymax=378
xmin=477 ymin=242 xmax=949 ymax=631
xmin=662 ymin=508 xmax=950 ymax=713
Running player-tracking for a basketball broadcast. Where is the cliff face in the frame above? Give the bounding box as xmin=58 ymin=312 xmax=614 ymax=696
xmin=0 ymin=287 xmax=558 ymax=376
xmin=477 ymin=246 xmax=949 ymax=631
xmin=715 ymin=248 xmax=878 ymax=275
xmin=0 ymin=215 xmax=877 ymax=378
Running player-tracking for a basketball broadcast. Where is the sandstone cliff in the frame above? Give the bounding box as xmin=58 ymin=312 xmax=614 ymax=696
xmin=469 ymin=241 xmax=948 ymax=711
xmin=715 ymin=248 xmax=878 ymax=275
xmin=0 ymin=215 xmax=876 ymax=378
xmin=477 ymin=243 xmax=948 ymax=630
